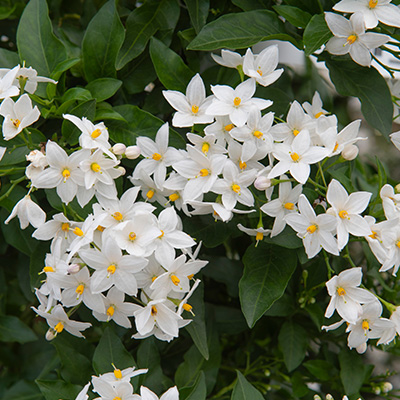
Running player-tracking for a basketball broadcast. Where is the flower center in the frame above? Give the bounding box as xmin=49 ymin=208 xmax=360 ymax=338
xmin=290 ymin=152 xmax=300 ymax=162
xmin=107 ymin=264 xmax=116 ymax=275
xmin=114 ymin=369 xmax=122 ymax=379
xmin=62 ymin=168 xmax=71 ymax=180
xmin=146 ymin=189 xmax=155 ymax=199
xmin=333 ymin=142 xmax=339 ymax=152
xmin=73 ymin=227 xmax=84 ymax=236
xmin=191 ymin=104 xmax=199 ymax=114
xmin=91 ymin=129 xmax=101 ymax=139
xmin=159 ymin=230 xmax=164 ymax=238
xmin=97 ymin=225 xmax=105 ymax=232
xmin=307 ymin=224 xmax=317 ymax=234
xmin=171 ymin=274 xmax=180 ymax=286
xmin=54 ymin=322 xmax=64 ymax=333
xmin=369 ymin=231 xmax=378 ymax=239
xmin=75 ymin=284 xmax=85 ymax=295
xmin=284 ymin=202 xmax=295 ymax=210
xmin=183 ymin=303 xmax=193 ymax=312
xmin=91 ymin=163 xmax=101 ymax=172
xmin=315 ymin=112 xmax=323 ymax=118
xmin=339 ymin=210 xmax=348 ymax=219
xmin=256 ymin=232 xmax=263 ymax=241
xmin=231 ymin=184 xmax=241 ymax=193
xmin=112 ymin=212 xmax=123 ymax=221
xmin=233 ymin=97 xmax=241 ymax=106
xmin=396 ymin=240 xmax=400 ymax=249
xmin=362 ymin=320 xmax=370 ymax=330
xmin=199 ymin=168 xmax=209 ymax=177
xmin=43 ymin=266 xmax=54 ymax=273
xmin=369 ymin=0 xmax=378 ymax=8
xmin=293 ymin=129 xmax=300 ymax=136
xmin=239 ymin=160 xmax=247 ymax=170
xmin=129 ymin=232 xmax=136 ymax=241
xmin=253 ymin=130 xmax=263 ymax=139
xmin=107 ymin=306 xmax=115 ymax=317
xmin=202 ymin=142 xmax=210 ymax=154
xmin=61 ymin=222 xmax=70 ymax=231
xmin=224 ymin=124 xmax=234 ymax=131
xmin=337 ymin=287 xmax=346 ymax=296
xmin=12 ymin=119 xmax=21 ymax=128
xmin=152 ymin=153 xmax=162 ymax=161
xmin=257 ymin=68 xmax=263 ymax=76
xmin=169 ymin=193 xmax=180 ymax=202
xmin=346 ymin=34 xmax=357 ymax=45
xmin=151 ymin=305 xmax=157 ymax=316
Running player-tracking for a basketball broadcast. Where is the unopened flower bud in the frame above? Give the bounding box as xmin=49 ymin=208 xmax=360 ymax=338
xmin=254 ymin=176 xmax=271 ymax=190
xmin=117 ymin=166 xmax=126 ymax=175
xmin=341 ymin=144 xmax=359 ymax=161
xmin=67 ymin=263 xmax=80 ymax=274
xmin=45 ymin=328 xmax=57 ymax=341
xmin=395 ymin=184 xmax=400 ymax=194
xmin=313 ymin=396 xmax=322 ymax=400
xmin=125 ymin=145 xmax=141 ymax=159
xmin=373 ymin=387 xmax=381 ymax=395
xmin=382 ymin=382 xmax=393 ymax=393
xmin=325 ymin=395 xmax=334 ymax=400
xmin=112 ymin=143 xmax=126 ymax=155
xmin=264 ymin=369 xmax=270 ymax=377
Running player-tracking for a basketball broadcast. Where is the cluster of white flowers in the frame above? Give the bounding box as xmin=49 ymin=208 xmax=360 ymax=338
xmin=74 ymin=365 xmax=179 ymax=400
xmin=325 ymin=0 xmax=400 ymax=66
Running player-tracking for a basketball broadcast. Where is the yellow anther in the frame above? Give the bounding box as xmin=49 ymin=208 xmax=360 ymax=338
xmin=112 ymin=212 xmax=123 ymax=221
xmin=107 ymin=264 xmax=116 ymax=275
xmin=159 ymin=230 xmax=164 ymax=238
xmin=337 ymin=287 xmax=346 ymax=296
xmin=333 ymin=142 xmax=339 ymax=152
xmin=187 ymin=274 xmax=194 ymax=280
xmin=75 ymin=284 xmax=84 ymax=295
xmin=91 ymin=163 xmax=101 ymax=172
xmin=369 ymin=0 xmax=378 ymax=8
xmin=284 ymin=202 xmax=295 ymax=210
xmin=191 ymin=105 xmax=199 ymax=114
xmin=61 ymin=223 xmax=70 ymax=231
xmin=202 ymin=142 xmax=210 ymax=154
xmin=239 ymin=160 xmax=247 ymax=170
xmin=146 ymin=189 xmax=155 ymax=199
xmin=12 ymin=119 xmax=21 ymax=128
xmin=339 ymin=210 xmax=348 ymax=219
xmin=129 ymin=232 xmax=136 ymax=241
xmin=231 ymin=184 xmax=241 ymax=193
xmin=113 ymin=369 xmax=122 ymax=380
xmin=183 ymin=303 xmax=193 ymax=312
xmin=107 ymin=306 xmax=115 ymax=317
xmin=396 ymin=240 xmax=400 ymax=249
xmin=290 ymin=152 xmax=300 ymax=162
xmin=151 ymin=305 xmax=157 ymax=316
xmin=253 ymin=130 xmax=263 ymax=139
xmin=345 ymin=34 xmax=357 ymax=45
xmin=257 ymin=69 xmax=263 ymax=76
xmin=43 ymin=266 xmax=54 ymax=273
xmin=151 ymin=276 xmax=158 ymax=282
xmin=91 ymin=129 xmax=102 ymax=139
xmin=256 ymin=232 xmax=263 ymax=241
xmin=224 ymin=124 xmax=234 ymax=131
xmin=97 ymin=225 xmax=105 ymax=232
xmin=152 ymin=153 xmax=162 ymax=161
xmin=369 ymin=231 xmax=378 ymax=239
xmin=73 ymin=227 xmax=84 ymax=236
xmin=199 ymin=168 xmax=209 ymax=177
xmin=307 ymin=224 xmax=317 ymax=234
xmin=315 ymin=112 xmax=323 ymax=119
xmin=62 ymin=169 xmax=71 ymax=179
xmin=54 ymin=322 xmax=64 ymax=333
xmin=113 ymin=397 xmax=122 ymax=400
xmin=171 ymin=274 xmax=180 ymax=286
xmin=169 ymin=193 xmax=180 ymax=202
xmin=293 ymin=129 xmax=300 ymax=136
xmin=362 ymin=320 xmax=370 ymax=330
xmin=233 ymin=97 xmax=241 ymax=106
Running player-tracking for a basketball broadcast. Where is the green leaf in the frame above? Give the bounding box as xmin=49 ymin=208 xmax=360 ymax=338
xmin=36 ymin=380 xmax=81 ymax=400
xmin=92 ymin=326 xmax=136 ymax=375
xmin=232 ymin=0 xmax=271 ymax=11
xmin=184 ymin=0 xmax=209 ymax=34
xmin=291 ymin=371 xmax=309 ymax=398
xmin=3 ymin=380 xmax=42 ymax=400
xmin=303 ymin=359 xmax=337 ymax=381
xmin=82 ymin=0 xmax=125 ymax=81
xmin=150 ymin=37 xmax=194 ymax=92
xmin=51 ymin=58 xmax=80 ymax=81
xmin=181 ymin=372 xmax=207 ymax=400
xmin=0 ymin=48 xmax=20 ymax=68
xmin=231 ymin=370 xmax=264 ymax=400
xmin=17 ymin=0 xmax=67 ymax=77
xmin=30 ymin=241 xmax=49 ymax=289
xmin=86 ymin=78 xmax=122 ymax=102
xmin=278 ymin=321 xmax=308 ymax=372
xmin=0 ymin=315 xmax=37 ymax=343
xmin=321 ymin=52 xmax=393 ymax=138
xmin=0 ymin=4 xmax=16 ymax=20
xmin=262 ymin=226 xmax=302 ymax=249
xmin=116 ymin=0 xmax=180 ymax=70
xmin=61 ymin=99 xmax=96 ymax=145
xmin=303 ymin=14 xmax=332 ymax=56
xmin=273 ymin=5 xmax=312 ymax=28
xmin=239 ymin=242 xmax=297 ymax=327
xmin=187 ymin=10 xmax=299 ymax=51
xmin=62 ymin=88 xmax=93 ymax=103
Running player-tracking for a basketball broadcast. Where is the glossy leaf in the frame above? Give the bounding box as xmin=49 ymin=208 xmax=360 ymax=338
xmin=232 ymin=0 xmax=271 ymax=11
xmin=231 ymin=371 xmax=264 ymax=400
xmin=184 ymin=0 xmax=209 ymax=33
xmin=180 ymin=372 xmax=207 ymax=400
xmin=36 ymin=380 xmax=81 ymax=400
xmin=273 ymin=5 xmax=311 ymax=28
xmin=303 ymin=14 xmax=332 ymax=56
xmin=0 ymin=48 xmax=19 ymax=68
xmin=0 ymin=315 xmax=37 ymax=343
xmin=86 ymin=78 xmax=122 ymax=102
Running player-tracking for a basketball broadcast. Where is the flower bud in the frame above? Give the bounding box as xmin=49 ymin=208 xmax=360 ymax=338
xmin=254 ymin=176 xmax=271 ymax=190
xmin=112 ymin=143 xmax=126 ymax=155
xmin=67 ymin=263 xmax=80 ymax=274
xmin=341 ymin=144 xmax=359 ymax=161
xmin=45 ymin=328 xmax=57 ymax=341
xmin=395 ymin=184 xmax=400 ymax=194
xmin=125 ymin=145 xmax=141 ymax=159
xmin=117 ymin=166 xmax=126 ymax=175
xmin=26 ymin=149 xmax=48 ymax=168
xmin=382 ymin=382 xmax=393 ymax=393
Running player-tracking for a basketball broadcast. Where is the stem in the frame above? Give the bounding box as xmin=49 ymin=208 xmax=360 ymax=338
xmin=0 ymin=176 xmax=27 ymax=203
xmin=323 ymin=250 xmax=334 ymax=279
xmin=317 ymin=162 xmax=327 ymax=188
xmin=343 ymin=246 xmax=358 ymax=269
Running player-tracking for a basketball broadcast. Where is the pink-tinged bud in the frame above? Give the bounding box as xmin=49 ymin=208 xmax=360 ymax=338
xmin=341 ymin=144 xmax=358 ymax=161
xmin=67 ymin=263 xmax=80 ymax=274
xmin=112 ymin=143 xmax=126 ymax=155
xmin=254 ymin=176 xmax=271 ymax=191
xmin=45 ymin=328 xmax=56 ymax=341
xmin=125 ymin=145 xmax=141 ymax=159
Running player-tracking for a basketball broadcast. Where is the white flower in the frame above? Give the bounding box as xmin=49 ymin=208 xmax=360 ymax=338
xmin=237 ymin=224 xmax=271 ymax=245
xmin=302 ymin=92 xmax=329 ymax=120
xmin=0 ymin=65 xmax=20 ymax=99
xmin=92 ymin=377 xmax=140 ymax=400
xmin=99 ymin=366 xmax=148 ymax=387
xmin=13 ymin=66 xmax=57 ymax=94
xmin=0 ymin=94 xmax=40 ymax=140
xmin=211 ymin=49 xmax=244 ymax=68
xmin=140 ymin=386 xmax=179 ymax=400
xmin=325 ymin=12 xmax=390 ymax=67
xmin=75 ymin=383 xmax=90 ymax=400
xmin=163 ymin=74 xmax=214 ymax=127
xmin=5 ymin=195 xmax=45 ymax=229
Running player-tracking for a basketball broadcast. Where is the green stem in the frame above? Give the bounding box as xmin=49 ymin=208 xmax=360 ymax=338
xmin=323 ymin=250 xmax=334 ymax=279
xmin=343 ymin=246 xmax=358 ymax=269
xmin=0 ymin=176 xmax=27 ymax=203
xmin=317 ymin=162 xmax=327 ymax=187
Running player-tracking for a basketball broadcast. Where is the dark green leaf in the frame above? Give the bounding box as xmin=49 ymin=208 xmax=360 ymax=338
xmin=82 ymin=0 xmax=125 ymax=81
xmin=150 ymin=37 xmax=194 ymax=92
xmin=0 ymin=4 xmax=16 ymax=20
xmin=36 ymin=380 xmax=81 ymax=400
xmin=303 ymin=14 xmax=332 ymax=56
xmin=231 ymin=370 xmax=264 ymax=400
xmin=262 ymin=226 xmax=302 ymax=249
xmin=181 ymin=372 xmax=207 ymax=400
xmin=303 ymin=359 xmax=337 ymax=381
xmin=214 ymin=306 xmax=248 ymax=334
xmin=95 ymin=108 xmax=126 ymax=122
xmin=239 ymin=242 xmax=297 ymax=327
xmin=86 ymin=78 xmax=122 ymax=102
xmin=184 ymin=0 xmax=209 ymax=34
xmin=291 ymin=372 xmax=309 ymax=398
xmin=30 ymin=241 xmax=49 ymax=290
xmin=3 ymin=380 xmax=42 ymax=400
xmin=273 ymin=5 xmax=312 ymax=28
xmin=17 ymin=0 xmax=67 ymax=77
xmin=232 ymin=0 xmax=271 ymax=11
xmin=116 ymin=0 xmax=180 ymax=70
xmin=0 ymin=315 xmax=37 ymax=343
xmin=278 ymin=321 xmax=308 ymax=372
xmin=51 ymin=58 xmax=80 ymax=81
xmin=0 ymin=48 xmax=20 ymax=68
xmin=187 ymin=11 xmax=299 ymax=51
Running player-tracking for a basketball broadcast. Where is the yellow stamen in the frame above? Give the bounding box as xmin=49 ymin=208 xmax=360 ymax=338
xmin=396 ymin=240 xmax=400 ymax=249
xmin=369 ymin=0 xmax=378 ymax=8
xmin=202 ymin=142 xmax=210 ymax=154
xmin=257 ymin=69 xmax=263 ymax=76
xmin=333 ymin=142 xmax=339 ymax=152
xmin=369 ymin=231 xmax=378 ymax=239
xmin=159 ymin=230 xmax=164 ymax=238
xmin=307 ymin=224 xmax=317 ymax=234
xmin=129 ymin=232 xmax=136 ymax=241
xmin=199 ymin=168 xmax=209 ymax=177
xmin=73 ymin=227 xmax=84 ymax=236
xmin=183 ymin=303 xmax=193 ymax=312
xmin=62 ymin=169 xmax=71 ymax=179
xmin=107 ymin=264 xmax=116 ymax=275
xmin=113 ymin=397 xmax=122 ymax=400
xmin=151 ymin=305 xmax=157 ymax=316
xmin=43 ymin=266 xmax=54 ymax=273
xmin=169 ymin=193 xmax=180 ymax=202
xmin=146 ymin=189 xmax=155 ymax=199
xmin=239 ymin=160 xmax=247 ymax=170
xmin=345 ymin=34 xmax=357 ymax=46
xmin=293 ymin=129 xmax=300 ymax=136
xmin=91 ymin=129 xmax=102 ymax=139
xmin=12 ymin=119 xmax=21 ymax=128
xmin=171 ymin=274 xmax=180 ymax=286
xmin=253 ymin=130 xmax=263 ymax=139
xmin=97 ymin=225 xmax=105 ymax=232
xmin=152 ymin=153 xmax=162 ymax=161
xmin=54 ymin=322 xmax=64 ymax=333
xmin=233 ymin=97 xmax=241 ymax=106
xmin=112 ymin=212 xmax=123 ymax=221
xmin=91 ymin=163 xmax=101 ymax=172
xmin=114 ymin=369 xmax=122 ymax=380
xmin=339 ymin=210 xmax=348 ymax=219
xmin=191 ymin=105 xmax=199 ymax=114
xmin=290 ymin=152 xmax=300 ymax=162
xmin=107 ymin=306 xmax=115 ymax=317
xmin=256 ymin=232 xmax=263 ymax=241
xmin=61 ymin=223 xmax=70 ymax=231
xmin=231 ymin=184 xmax=241 ymax=193
xmin=284 ymin=202 xmax=295 ymax=210
xmin=188 ymin=274 xmax=194 ymax=280
xmin=151 ymin=276 xmax=158 ymax=282
xmin=75 ymin=284 xmax=84 ymax=295
xmin=315 ymin=112 xmax=323 ymax=119
xmin=362 ymin=320 xmax=370 ymax=330
xmin=337 ymin=287 xmax=346 ymax=296
xmin=224 ymin=124 xmax=234 ymax=131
